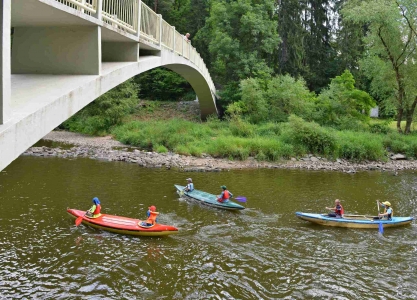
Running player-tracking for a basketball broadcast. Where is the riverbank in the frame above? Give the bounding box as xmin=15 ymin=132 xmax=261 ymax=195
xmin=23 ymin=131 xmax=417 ymax=173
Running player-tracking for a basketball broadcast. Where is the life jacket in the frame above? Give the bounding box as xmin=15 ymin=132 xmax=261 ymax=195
xmin=93 ymin=204 xmax=101 ymax=215
xmin=146 ymin=211 xmax=159 ymax=225
xmin=222 ymin=190 xmax=230 ymax=200
xmin=384 ymin=207 xmax=393 ymax=220
xmin=335 ymin=204 xmax=344 ymax=216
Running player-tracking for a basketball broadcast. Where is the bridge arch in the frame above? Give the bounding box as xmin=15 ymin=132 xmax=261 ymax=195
xmin=0 ymin=0 xmax=217 ymax=171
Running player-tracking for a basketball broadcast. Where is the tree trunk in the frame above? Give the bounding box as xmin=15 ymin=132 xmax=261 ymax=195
xmin=404 ymin=96 xmax=417 ymax=134
xmin=397 ymin=107 xmax=403 ymax=133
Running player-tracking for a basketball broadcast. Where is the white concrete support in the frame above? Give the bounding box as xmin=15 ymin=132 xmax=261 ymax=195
xmin=158 ymin=13 xmax=162 ymax=46
xmin=0 ymin=0 xmax=11 ymax=125
xmin=92 ymin=0 xmax=102 ymax=20
xmin=12 ymin=26 xmax=101 ymax=75
xmin=102 ymin=42 xmax=139 ymax=62
xmin=172 ymin=26 xmax=175 ymax=53
xmin=136 ymin=0 xmax=141 ymax=38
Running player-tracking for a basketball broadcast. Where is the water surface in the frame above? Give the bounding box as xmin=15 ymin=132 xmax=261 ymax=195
xmin=0 ymin=156 xmax=416 ymax=299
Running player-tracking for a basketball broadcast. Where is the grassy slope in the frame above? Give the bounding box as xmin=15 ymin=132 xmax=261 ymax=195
xmin=110 ymin=101 xmax=417 ymax=162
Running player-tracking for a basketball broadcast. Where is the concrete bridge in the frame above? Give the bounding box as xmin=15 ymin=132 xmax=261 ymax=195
xmin=0 ymin=0 xmax=217 ymax=172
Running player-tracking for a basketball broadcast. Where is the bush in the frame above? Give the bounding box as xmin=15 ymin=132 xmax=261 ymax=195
xmin=369 ymin=122 xmax=391 ymax=134
xmin=337 ymin=132 xmax=385 ymax=161
xmin=154 ymin=144 xmax=168 ymax=153
xmin=281 ymin=115 xmax=337 ymax=156
xmin=61 ymin=79 xmax=139 ymax=135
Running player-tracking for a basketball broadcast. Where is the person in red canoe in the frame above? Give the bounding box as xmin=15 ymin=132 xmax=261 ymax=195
xmin=86 ymin=197 xmax=101 ymax=218
xmin=326 ymin=199 xmax=344 ymax=218
xmin=217 ymin=185 xmax=233 ymax=203
xmin=140 ymin=205 xmax=159 ymax=227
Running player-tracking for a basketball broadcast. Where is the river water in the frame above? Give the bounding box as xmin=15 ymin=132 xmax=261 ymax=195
xmin=0 ymin=155 xmax=416 ymax=299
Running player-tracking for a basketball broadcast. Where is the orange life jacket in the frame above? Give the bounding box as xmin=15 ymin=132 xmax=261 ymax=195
xmin=222 ymin=190 xmax=230 ymax=200
xmin=335 ymin=204 xmax=344 ymax=216
xmin=146 ymin=211 xmax=159 ymax=225
xmin=93 ymin=204 xmax=101 ymax=215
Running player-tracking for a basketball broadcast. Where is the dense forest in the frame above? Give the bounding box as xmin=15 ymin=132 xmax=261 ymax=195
xmin=62 ymin=0 xmax=417 ymax=162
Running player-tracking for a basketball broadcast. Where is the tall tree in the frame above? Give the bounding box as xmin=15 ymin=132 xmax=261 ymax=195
xmin=276 ymin=0 xmax=308 ymax=78
xmin=202 ymin=0 xmax=280 ymax=107
xmin=343 ymin=0 xmax=417 ymax=133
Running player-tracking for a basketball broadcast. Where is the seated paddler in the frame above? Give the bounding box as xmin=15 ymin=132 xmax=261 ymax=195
xmin=217 ymin=185 xmax=233 ymax=203
xmin=86 ymin=197 xmax=101 ymax=218
xmin=326 ymin=199 xmax=344 ymax=218
xmin=140 ymin=205 xmax=159 ymax=227
xmin=184 ymin=178 xmax=194 ymax=192
xmin=378 ymin=201 xmax=393 ymax=220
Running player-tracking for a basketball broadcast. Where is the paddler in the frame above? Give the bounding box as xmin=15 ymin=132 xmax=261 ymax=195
xmin=326 ymin=199 xmax=344 ymax=218
xmin=86 ymin=197 xmax=102 ymax=218
xmin=184 ymin=178 xmax=194 ymax=192
xmin=140 ymin=205 xmax=159 ymax=227
xmin=378 ymin=201 xmax=393 ymax=220
xmin=217 ymin=185 xmax=233 ymax=203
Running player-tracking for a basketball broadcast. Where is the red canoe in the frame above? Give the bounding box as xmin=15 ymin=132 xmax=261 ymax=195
xmin=67 ymin=208 xmax=179 ymax=237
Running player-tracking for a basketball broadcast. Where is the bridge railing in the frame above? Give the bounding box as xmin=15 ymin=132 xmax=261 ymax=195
xmin=53 ymin=0 xmax=215 ymax=92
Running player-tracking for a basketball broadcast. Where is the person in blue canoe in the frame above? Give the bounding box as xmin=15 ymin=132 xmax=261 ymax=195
xmin=86 ymin=197 xmax=101 ymax=218
xmin=217 ymin=185 xmax=233 ymax=203
xmin=184 ymin=178 xmax=194 ymax=192
xmin=378 ymin=201 xmax=393 ymax=220
xmin=326 ymin=199 xmax=344 ymax=218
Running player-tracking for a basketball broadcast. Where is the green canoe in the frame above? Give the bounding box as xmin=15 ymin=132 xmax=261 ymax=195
xmin=174 ymin=185 xmax=245 ymax=211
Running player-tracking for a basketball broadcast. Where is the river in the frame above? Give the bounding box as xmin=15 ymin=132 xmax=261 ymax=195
xmin=0 ymin=155 xmax=416 ymax=299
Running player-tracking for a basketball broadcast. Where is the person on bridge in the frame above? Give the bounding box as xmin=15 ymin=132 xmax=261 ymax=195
xmin=86 ymin=197 xmax=101 ymax=218
xmin=140 ymin=205 xmax=159 ymax=227
xmin=183 ymin=33 xmax=191 ymax=43
xmin=217 ymin=185 xmax=233 ymax=203
xmin=326 ymin=199 xmax=344 ymax=218
xmin=184 ymin=178 xmax=194 ymax=192
xmin=378 ymin=201 xmax=393 ymax=220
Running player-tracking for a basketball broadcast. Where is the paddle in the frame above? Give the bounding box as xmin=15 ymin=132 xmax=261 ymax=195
xmin=376 ymin=200 xmax=384 ymax=234
xmin=75 ymin=212 xmax=87 ymax=226
xmin=378 ymin=221 xmax=384 ymax=234
xmin=235 ymin=196 xmax=247 ymax=203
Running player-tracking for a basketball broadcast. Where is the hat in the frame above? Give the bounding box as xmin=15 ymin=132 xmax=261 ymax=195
xmin=221 ymin=185 xmax=227 ymax=190
xmin=186 ymin=178 xmax=192 ymax=182
xmin=92 ymin=197 xmax=100 ymax=205
xmin=149 ymin=205 xmax=156 ymax=212
xmin=382 ymin=201 xmax=391 ymax=207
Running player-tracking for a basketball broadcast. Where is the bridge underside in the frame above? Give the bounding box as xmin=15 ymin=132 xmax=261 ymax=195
xmin=0 ymin=0 xmax=217 ymax=171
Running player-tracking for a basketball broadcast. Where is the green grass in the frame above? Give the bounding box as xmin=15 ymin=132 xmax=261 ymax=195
xmin=110 ymin=116 xmax=417 ymax=162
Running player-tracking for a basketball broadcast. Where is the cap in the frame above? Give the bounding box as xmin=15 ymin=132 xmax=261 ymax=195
xmin=221 ymin=185 xmax=227 ymax=190
xmin=149 ymin=205 xmax=156 ymax=212
xmin=186 ymin=178 xmax=192 ymax=182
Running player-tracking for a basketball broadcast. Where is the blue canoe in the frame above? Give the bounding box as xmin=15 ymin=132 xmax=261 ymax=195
xmin=295 ymin=212 xmax=414 ymax=228
xmin=174 ymin=185 xmax=245 ymax=211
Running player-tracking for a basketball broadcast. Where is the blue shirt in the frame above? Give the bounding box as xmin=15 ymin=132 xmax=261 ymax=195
xmin=186 ymin=183 xmax=194 ymax=191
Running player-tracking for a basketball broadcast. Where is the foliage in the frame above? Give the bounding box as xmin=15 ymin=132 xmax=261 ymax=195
xmin=314 ymin=70 xmax=375 ymax=128
xmin=264 ymin=75 xmax=316 ymax=122
xmin=227 ymin=75 xmax=316 ymax=124
xmin=135 ymin=68 xmax=194 ymax=101
xmin=343 ymin=0 xmax=417 ymax=133
xmin=202 ymin=0 xmax=280 ymax=105
xmin=61 ymin=79 xmax=139 ymax=135
xmin=336 ymin=131 xmax=385 ymax=161
xmin=281 ymin=115 xmax=338 ymax=156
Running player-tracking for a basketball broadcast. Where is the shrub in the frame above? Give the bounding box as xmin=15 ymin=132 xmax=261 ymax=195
xmin=337 ymin=131 xmax=385 ymax=161
xmin=281 ymin=115 xmax=337 ymax=156
xmin=154 ymin=144 xmax=168 ymax=153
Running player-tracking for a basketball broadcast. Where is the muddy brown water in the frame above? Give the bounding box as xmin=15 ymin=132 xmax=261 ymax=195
xmin=0 ymin=155 xmax=416 ymax=299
